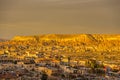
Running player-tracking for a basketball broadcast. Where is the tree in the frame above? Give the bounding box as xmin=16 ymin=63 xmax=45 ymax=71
xmin=41 ymin=72 xmax=48 ymax=80
xmin=85 ymin=59 xmax=104 ymax=69
xmin=68 ymin=56 xmax=71 ymax=66
xmin=13 ymin=60 xmax=17 ymax=64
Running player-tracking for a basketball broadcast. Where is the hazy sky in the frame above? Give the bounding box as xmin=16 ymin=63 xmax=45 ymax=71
xmin=0 ymin=0 xmax=120 ymax=39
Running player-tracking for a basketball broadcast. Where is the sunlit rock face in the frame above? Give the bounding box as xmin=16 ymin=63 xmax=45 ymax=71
xmin=12 ymin=34 xmax=120 ymax=42
xmin=12 ymin=36 xmax=36 ymax=41
xmin=11 ymin=34 xmax=120 ymax=51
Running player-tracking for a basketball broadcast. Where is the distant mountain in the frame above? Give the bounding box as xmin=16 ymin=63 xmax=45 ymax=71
xmin=0 ymin=39 xmax=8 ymax=42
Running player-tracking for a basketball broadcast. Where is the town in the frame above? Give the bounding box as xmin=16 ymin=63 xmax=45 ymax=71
xmin=0 ymin=34 xmax=120 ymax=80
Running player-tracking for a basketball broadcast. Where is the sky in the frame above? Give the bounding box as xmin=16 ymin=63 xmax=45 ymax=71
xmin=0 ymin=0 xmax=120 ymax=39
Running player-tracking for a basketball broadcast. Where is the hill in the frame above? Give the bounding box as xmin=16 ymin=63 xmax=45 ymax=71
xmin=0 ymin=34 xmax=120 ymax=64
xmin=12 ymin=34 xmax=120 ymax=42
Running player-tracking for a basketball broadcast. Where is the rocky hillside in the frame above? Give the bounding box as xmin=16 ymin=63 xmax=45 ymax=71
xmin=12 ymin=36 xmax=36 ymax=41
xmin=11 ymin=34 xmax=120 ymax=52
xmin=12 ymin=34 xmax=120 ymax=42
xmin=1 ymin=34 xmax=120 ymax=62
